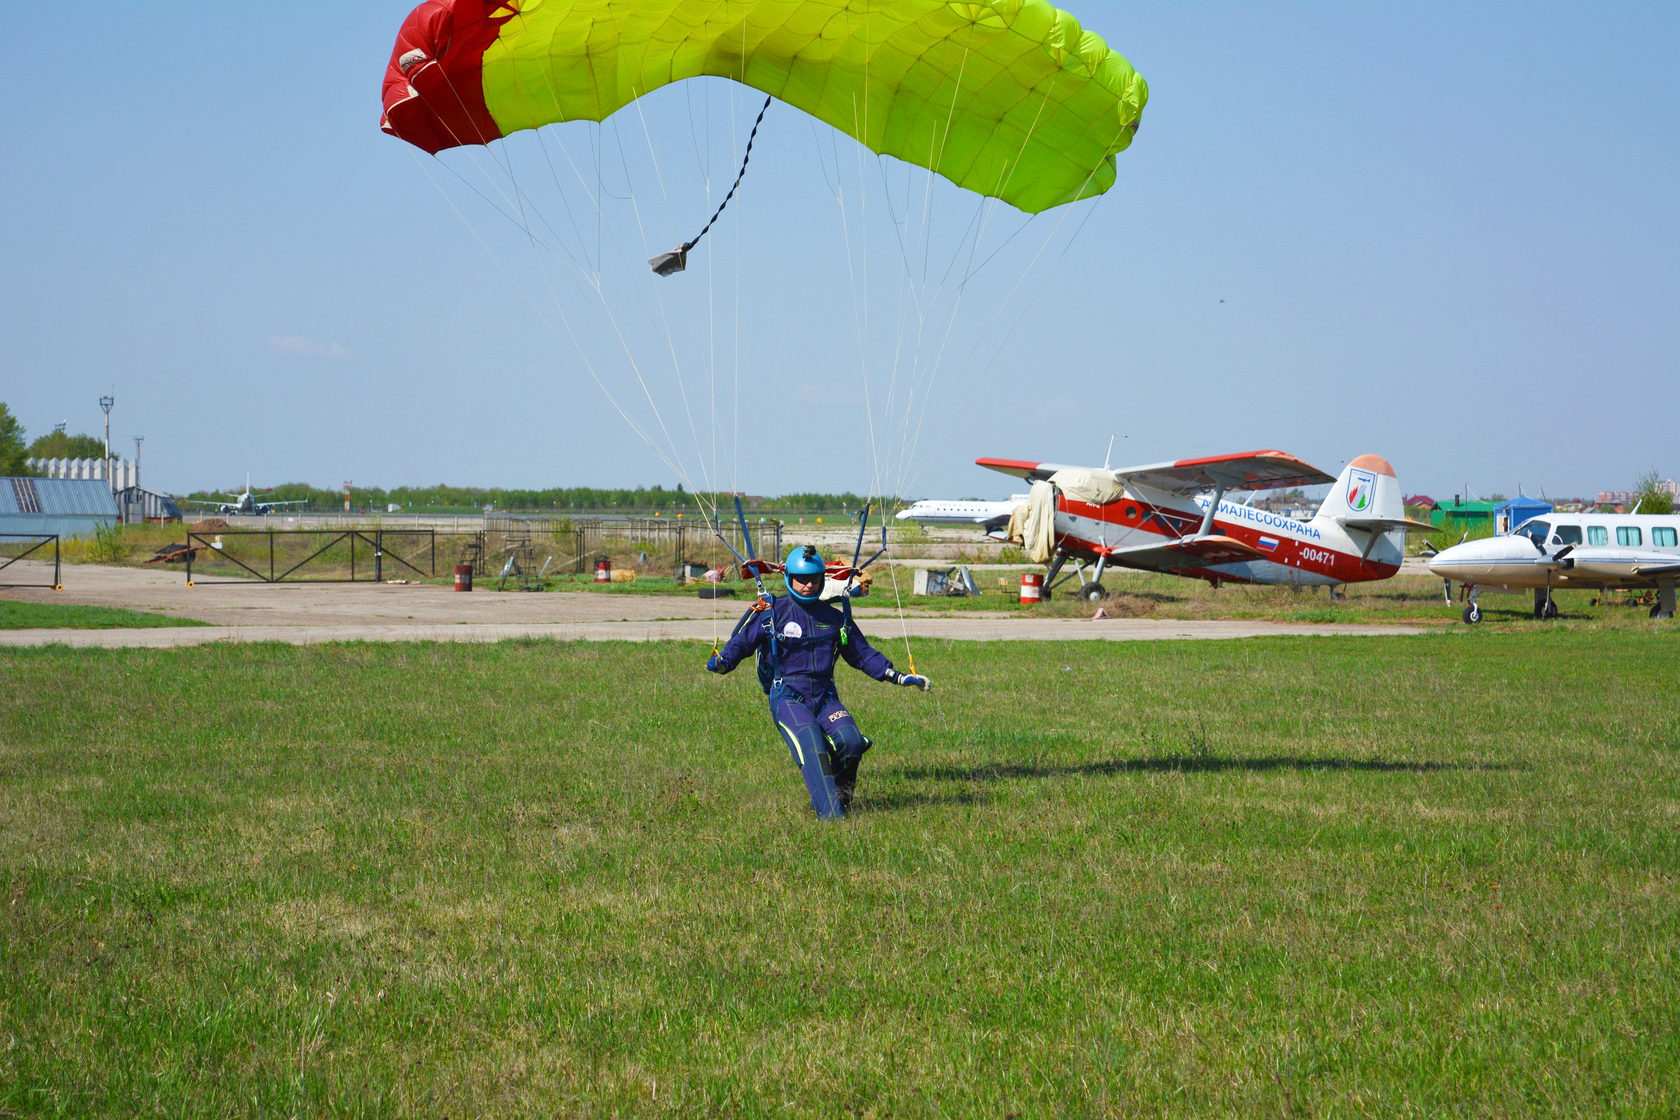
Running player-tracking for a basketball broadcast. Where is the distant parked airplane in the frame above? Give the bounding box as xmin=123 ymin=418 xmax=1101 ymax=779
xmin=187 ymin=475 xmax=307 ymax=516
xmin=896 ymin=496 xmax=1026 ymax=530
xmin=1427 ymin=511 xmax=1680 ymax=621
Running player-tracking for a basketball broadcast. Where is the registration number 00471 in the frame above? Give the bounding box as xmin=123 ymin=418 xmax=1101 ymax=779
xmin=1299 ymin=546 xmax=1335 ymax=567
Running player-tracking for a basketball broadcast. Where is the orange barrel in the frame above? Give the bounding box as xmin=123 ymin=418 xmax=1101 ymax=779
xmin=1020 ymin=572 xmax=1044 ymax=604
xmin=595 ymin=558 xmax=612 ymax=583
xmin=453 ymin=564 xmax=473 ymax=592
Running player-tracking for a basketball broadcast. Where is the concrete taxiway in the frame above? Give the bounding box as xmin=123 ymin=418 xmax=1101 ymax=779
xmin=1 ymin=561 xmax=1425 ymax=649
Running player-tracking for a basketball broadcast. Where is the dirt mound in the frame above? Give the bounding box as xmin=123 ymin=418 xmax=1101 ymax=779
xmin=188 ymin=518 xmax=230 ymax=532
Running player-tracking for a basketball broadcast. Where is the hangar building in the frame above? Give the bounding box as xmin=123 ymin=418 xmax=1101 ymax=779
xmin=1 ymin=477 xmax=120 ymax=538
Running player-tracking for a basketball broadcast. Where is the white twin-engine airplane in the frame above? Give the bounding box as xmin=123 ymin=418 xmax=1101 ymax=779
xmin=1426 ymin=513 xmax=1680 ymax=622
xmin=973 ymin=450 xmax=1434 ymax=600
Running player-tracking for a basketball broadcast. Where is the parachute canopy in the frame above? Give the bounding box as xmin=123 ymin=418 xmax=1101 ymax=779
xmin=381 ymin=0 xmax=1147 ymax=214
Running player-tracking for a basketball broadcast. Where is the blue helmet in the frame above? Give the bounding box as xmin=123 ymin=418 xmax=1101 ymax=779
xmin=783 ymin=545 xmax=826 ymax=602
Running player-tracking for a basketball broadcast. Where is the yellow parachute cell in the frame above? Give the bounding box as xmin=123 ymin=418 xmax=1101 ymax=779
xmin=382 ymin=0 xmax=1147 ymax=213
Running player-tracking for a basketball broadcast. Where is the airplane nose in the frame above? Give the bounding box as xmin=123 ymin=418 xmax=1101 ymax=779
xmin=1426 ymin=538 xmax=1534 ymax=580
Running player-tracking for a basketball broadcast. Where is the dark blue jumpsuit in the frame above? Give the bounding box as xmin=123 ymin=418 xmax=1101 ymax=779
xmin=711 ymin=593 xmax=896 ymax=818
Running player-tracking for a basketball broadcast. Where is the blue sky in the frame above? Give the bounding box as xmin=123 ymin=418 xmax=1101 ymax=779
xmin=2 ymin=2 xmax=1675 ymax=503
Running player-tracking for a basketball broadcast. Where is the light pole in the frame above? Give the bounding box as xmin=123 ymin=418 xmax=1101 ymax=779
xmin=99 ymin=395 xmax=114 ymax=493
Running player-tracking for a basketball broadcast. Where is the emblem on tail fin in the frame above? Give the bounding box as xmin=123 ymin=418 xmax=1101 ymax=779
xmin=1346 ymin=468 xmax=1376 ymax=513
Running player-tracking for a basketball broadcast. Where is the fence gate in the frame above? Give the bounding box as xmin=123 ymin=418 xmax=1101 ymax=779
xmin=184 ymin=529 xmax=435 ymax=584
xmin=0 ymin=534 xmax=61 ymax=590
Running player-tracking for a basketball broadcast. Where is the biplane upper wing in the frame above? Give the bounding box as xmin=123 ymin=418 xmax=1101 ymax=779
xmin=978 ymin=451 xmax=1333 ymax=496
xmin=1104 ymin=534 xmax=1267 ymax=572
xmin=974 ymin=458 xmax=1087 ymax=483
xmin=1114 ymin=450 xmax=1335 ymax=496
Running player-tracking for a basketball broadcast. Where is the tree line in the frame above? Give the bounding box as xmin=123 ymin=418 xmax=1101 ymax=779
xmin=185 ymin=480 xmax=894 ymax=516
xmin=0 ymin=405 xmax=105 ymax=475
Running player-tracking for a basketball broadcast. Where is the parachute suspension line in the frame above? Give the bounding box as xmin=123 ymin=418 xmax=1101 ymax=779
xmin=526 ymin=62 xmax=730 ymax=522
xmin=649 ymin=95 xmax=772 ymax=277
xmin=861 ymin=40 xmax=986 ymax=510
xmin=448 ymin=120 xmax=719 ymax=515
xmin=931 ymin=123 xmax=1130 ymax=449
xmin=840 ymin=17 xmax=916 ymax=674
xmin=622 ymin=97 xmax=727 ymax=520
xmin=888 ymin=66 xmax=1094 ymax=501
xmin=418 ymin=153 xmax=691 ymax=486
xmin=484 ymin=55 xmax=728 ymax=528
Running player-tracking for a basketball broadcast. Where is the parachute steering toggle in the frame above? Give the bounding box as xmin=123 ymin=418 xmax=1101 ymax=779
xmin=647 ymin=95 xmax=773 ymax=277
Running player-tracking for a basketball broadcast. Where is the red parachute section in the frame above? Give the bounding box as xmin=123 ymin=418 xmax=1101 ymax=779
xmin=380 ymin=0 xmax=512 ymax=154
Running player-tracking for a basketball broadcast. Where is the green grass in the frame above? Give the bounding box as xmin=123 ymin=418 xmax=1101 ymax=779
xmin=0 ymin=600 xmax=207 ymax=630
xmin=542 ymin=567 xmax=1668 ymax=630
xmin=3 ymin=634 xmax=1677 ymax=1116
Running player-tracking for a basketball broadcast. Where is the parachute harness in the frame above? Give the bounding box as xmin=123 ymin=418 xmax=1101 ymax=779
xmin=710 ymin=498 xmax=900 ymax=688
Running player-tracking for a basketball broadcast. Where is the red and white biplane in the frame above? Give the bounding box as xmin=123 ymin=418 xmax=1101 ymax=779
xmin=972 ymin=450 xmax=1433 ymax=600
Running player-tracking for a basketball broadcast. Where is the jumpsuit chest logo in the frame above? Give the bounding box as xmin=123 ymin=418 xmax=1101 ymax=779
xmin=781 ymin=620 xmax=803 ymax=639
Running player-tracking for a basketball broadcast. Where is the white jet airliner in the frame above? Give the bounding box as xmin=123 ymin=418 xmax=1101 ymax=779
xmin=896 ymin=496 xmax=1026 ymax=530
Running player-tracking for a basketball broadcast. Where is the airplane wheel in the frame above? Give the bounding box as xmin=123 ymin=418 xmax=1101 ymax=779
xmin=1462 ymin=603 xmax=1481 ymax=624
xmin=1079 ymin=582 xmax=1107 ymax=602
xmin=1541 ymin=599 xmax=1559 ymax=619
xmin=1651 ymin=605 xmax=1673 ymax=620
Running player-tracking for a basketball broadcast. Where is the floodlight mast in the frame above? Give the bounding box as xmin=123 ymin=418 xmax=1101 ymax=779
xmin=99 ymin=394 xmax=114 ymax=494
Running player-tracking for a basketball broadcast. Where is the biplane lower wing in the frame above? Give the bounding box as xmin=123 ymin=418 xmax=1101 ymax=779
xmin=1103 ymin=534 xmax=1266 ymax=572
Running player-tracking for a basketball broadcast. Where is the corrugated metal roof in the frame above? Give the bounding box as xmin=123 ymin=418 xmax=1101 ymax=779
xmin=1 ymin=477 xmax=119 ymax=517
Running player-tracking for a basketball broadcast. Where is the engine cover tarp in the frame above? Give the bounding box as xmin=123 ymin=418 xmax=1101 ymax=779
xmin=1008 ymin=481 xmax=1058 ymax=563
xmin=1047 ymin=467 xmax=1125 ymax=505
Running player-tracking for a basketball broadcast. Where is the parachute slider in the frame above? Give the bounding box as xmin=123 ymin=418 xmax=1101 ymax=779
xmin=648 ymin=247 xmax=689 ymax=276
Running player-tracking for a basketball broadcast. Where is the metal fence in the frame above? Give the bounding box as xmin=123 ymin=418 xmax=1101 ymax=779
xmin=183 ymin=529 xmax=436 ymax=584
xmin=482 ymin=515 xmax=781 ymax=575
xmin=0 ymin=534 xmax=61 ymax=589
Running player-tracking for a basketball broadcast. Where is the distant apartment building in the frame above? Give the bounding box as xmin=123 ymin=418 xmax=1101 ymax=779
xmin=1597 ymin=478 xmax=1678 ymax=507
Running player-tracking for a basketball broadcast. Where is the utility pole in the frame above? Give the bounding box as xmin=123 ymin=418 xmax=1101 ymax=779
xmin=99 ymin=394 xmax=114 ymax=493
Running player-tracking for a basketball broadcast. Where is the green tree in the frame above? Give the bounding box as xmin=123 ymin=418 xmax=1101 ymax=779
xmin=27 ymin=429 xmax=105 ymax=460
xmin=1631 ymin=469 xmax=1675 ymax=515
xmin=0 ymin=403 xmax=34 ymax=476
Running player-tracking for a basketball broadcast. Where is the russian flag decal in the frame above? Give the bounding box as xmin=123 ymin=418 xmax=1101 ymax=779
xmin=1259 ymin=535 xmax=1280 ymax=551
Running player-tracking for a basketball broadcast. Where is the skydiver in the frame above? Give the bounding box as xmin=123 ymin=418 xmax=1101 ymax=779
xmin=706 ymin=545 xmax=929 ymax=819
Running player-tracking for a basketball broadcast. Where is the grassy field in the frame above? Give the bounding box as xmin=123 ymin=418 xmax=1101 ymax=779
xmin=539 ymin=567 xmax=1671 ymax=631
xmin=3 ymin=633 xmax=1677 ymax=1116
xmin=0 ymin=601 xmax=207 ymax=630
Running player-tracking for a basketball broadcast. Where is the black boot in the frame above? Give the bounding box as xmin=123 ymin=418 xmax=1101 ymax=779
xmin=831 ymin=737 xmax=872 ymax=814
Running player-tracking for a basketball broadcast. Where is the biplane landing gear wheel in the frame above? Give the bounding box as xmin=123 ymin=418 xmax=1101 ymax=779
xmin=1079 ymin=582 xmax=1107 ymax=602
xmin=1652 ymin=604 xmax=1673 ymax=620
xmin=1462 ymin=602 xmax=1481 ymax=624
xmin=1541 ymin=598 xmax=1559 ymax=619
